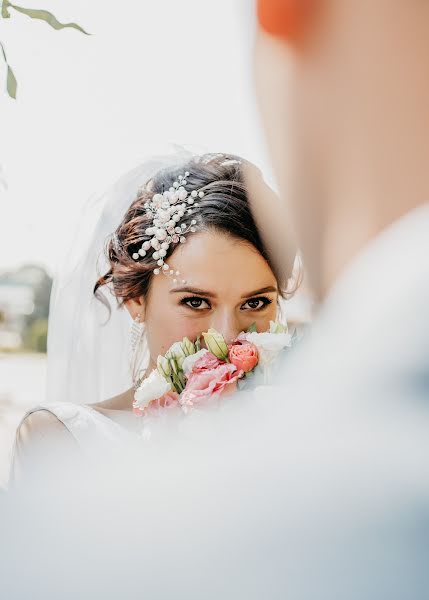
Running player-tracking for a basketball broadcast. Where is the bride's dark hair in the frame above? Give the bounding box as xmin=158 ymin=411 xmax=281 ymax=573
xmin=94 ymin=153 xmax=297 ymax=304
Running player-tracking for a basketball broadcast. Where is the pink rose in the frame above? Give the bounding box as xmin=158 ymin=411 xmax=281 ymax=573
xmin=228 ymin=342 xmax=259 ymax=373
xmin=133 ymin=391 xmax=180 ymax=416
xmin=147 ymin=390 xmax=180 ymax=412
xmin=191 ymin=352 xmax=224 ymax=373
xmin=180 ymin=363 xmax=243 ymax=408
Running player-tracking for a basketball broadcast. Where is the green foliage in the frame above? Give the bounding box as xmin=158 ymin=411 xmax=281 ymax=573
xmin=5 ymin=2 xmax=89 ymax=34
xmin=0 ymin=41 xmax=17 ymax=98
xmin=23 ymin=317 xmax=48 ymax=353
xmin=0 ymin=0 xmax=88 ymax=98
xmin=1 ymin=0 xmax=10 ymax=17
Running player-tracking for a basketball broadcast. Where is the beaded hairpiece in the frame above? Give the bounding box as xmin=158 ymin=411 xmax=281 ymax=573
xmin=130 ymin=171 xmax=205 ymax=278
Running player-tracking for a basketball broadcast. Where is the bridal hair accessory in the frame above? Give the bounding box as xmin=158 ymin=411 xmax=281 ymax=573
xmin=131 ymin=171 xmax=205 ymax=278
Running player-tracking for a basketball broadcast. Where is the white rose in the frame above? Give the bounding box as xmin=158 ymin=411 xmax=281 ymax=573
xmin=242 ymin=332 xmax=292 ymax=367
xmin=182 ymin=348 xmax=208 ymax=376
xmin=133 ymin=369 xmax=172 ymax=410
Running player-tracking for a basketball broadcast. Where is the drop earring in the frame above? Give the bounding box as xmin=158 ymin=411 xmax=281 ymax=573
xmin=130 ymin=313 xmax=145 ymax=382
xmin=130 ymin=313 xmax=144 ymax=354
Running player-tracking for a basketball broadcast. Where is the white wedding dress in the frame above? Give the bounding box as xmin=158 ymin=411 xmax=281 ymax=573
xmin=10 ymin=402 xmax=139 ymax=486
xmin=20 ymin=403 xmax=133 ymax=446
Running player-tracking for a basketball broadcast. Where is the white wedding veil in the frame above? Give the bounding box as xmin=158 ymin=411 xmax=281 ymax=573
xmin=47 ymin=149 xmax=192 ymax=405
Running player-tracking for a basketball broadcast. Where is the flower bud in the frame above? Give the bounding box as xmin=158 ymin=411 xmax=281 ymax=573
xmin=181 ymin=337 xmax=196 ymax=357
xmin=202 ymin=328 xmax=229 ymax=361
xmin=157 ymin=355 xmax=171 ymax=379
xmin=168 ymin=341 xmax=187 ymax=368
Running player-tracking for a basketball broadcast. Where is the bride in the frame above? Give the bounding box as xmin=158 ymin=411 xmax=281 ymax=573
xmin=11 ymin=152 xmax=297 ymax=481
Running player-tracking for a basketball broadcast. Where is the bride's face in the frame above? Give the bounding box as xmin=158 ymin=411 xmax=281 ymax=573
xmin=139 ymin=231 xmax=278 ymax=367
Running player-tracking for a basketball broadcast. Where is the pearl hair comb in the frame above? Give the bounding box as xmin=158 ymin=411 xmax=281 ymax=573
xmin=130 ymin=171 xmax=205 ymax=280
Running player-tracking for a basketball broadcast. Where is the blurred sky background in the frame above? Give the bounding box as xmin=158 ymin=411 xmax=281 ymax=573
xmin=0 ymin=0 xmax=271 ymax=275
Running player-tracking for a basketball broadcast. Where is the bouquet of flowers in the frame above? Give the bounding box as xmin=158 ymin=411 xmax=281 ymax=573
xmin=133 ymin=321 xmax=294 ymax=417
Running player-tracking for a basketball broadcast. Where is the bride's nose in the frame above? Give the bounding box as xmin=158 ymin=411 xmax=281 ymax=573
xmin=210 ymin=310 xmax=240 ymax=345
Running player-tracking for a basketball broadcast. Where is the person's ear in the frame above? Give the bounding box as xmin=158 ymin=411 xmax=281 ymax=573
xmin=257 ymin=0 xmax=312 ymax=40
xmin=124 ymin=296 xmax=145 ymax=321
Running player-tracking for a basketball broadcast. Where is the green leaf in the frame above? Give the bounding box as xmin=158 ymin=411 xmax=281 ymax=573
xmin=0 ymin=41 xmax=17 ymax=98
xmin=246 ymin=322 xmax=257 ymax=333
xmin=178 ymin=371 xmax=186 ymax=390
xmin=1 ymin=1 xmax=11 ymax=18
xmin=6 ymin=62 xmax=17 ymax=98
xmin=9 ymin=4 xmax=89 ymax=34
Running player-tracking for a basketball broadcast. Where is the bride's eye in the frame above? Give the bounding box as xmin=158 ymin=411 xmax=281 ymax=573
xmin=241 ymin=297 xmax=273 ymax=311
xmin=181 ymin=296 xmax=211 ymax=310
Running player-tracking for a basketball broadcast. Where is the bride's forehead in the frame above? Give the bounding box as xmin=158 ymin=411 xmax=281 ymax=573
xmin=176 ymin=231 xmax=267 ymax=264
xmin=166 ymin=231 xmax=275 ymax=288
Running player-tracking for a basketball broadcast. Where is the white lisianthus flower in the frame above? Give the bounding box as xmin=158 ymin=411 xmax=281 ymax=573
xmin=182 ymin=348 xmax=208 ymax=376
xmin=242 ymin=332 xmax=292 ymax=368
xmin=133 ymin=369 xmax=172 ymax=410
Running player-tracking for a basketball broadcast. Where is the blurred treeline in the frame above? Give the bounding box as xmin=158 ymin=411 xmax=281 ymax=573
xmin=0 ymin=265 xmax=52 ymax=353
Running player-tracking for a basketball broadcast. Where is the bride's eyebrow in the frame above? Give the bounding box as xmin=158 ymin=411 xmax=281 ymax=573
xmin=170 ymin=286 xmax=217 ymax=298
xmin=240 ymin=286 xmax=278 ymax=298
xmin=171 ymin=285 xmax=278 ymax=298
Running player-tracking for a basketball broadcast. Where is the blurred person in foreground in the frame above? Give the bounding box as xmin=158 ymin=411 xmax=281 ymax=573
xmin=1 ymin=2 xmax=429 ymax=599
xmin=249 ymin=0 xmax=429 ymax=594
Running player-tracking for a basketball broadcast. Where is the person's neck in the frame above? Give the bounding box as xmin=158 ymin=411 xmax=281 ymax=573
xmin=318 ymin=168 xmax=429 ymax=301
